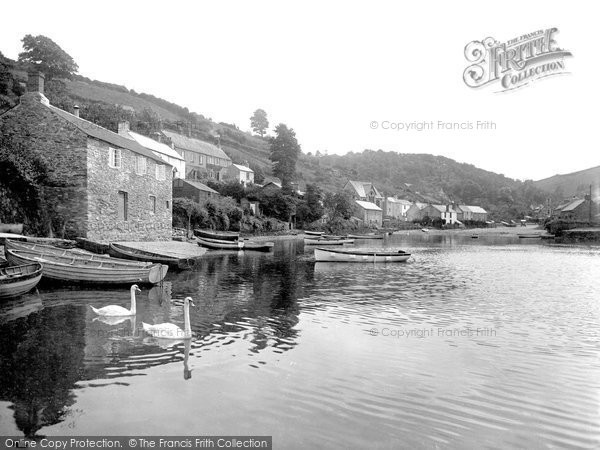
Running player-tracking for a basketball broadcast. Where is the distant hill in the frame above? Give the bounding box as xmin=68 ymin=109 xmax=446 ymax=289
xmin=534 ymin=165 xmax=600 ymax=199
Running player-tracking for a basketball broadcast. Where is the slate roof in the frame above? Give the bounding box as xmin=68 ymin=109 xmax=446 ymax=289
xmin=125 ymin=130 xmax=184 ymax=161
xmin=162 ymin=130 xmax=231 ymax=161
xmin=355 ymin=200 xmax=382 ymax=211
xmin=386 ymin=197 xmax=412 ymax=205
xmin=232 ymin=164 xmax=253 ymax=173
xmin=561 ymin=199 xmax=586 ymax=212
xmin=459 ymin=205 xmax=487 ymax=214
xmin=178 ymin=179 xmax=219 ymax=194
xmin=346 ymin=180 xmax=383 ymax=199
xmin=48 ymin=105 xmax=168 ymax=165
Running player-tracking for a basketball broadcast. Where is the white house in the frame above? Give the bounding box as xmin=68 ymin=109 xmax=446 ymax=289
xmin=118 ymin=122 xmax=185 ymax=178
xmin=226 ymin=163 xmax=254 ymax=186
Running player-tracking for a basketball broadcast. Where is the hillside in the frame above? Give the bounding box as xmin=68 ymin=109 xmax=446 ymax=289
xmin=534 ymin=165 xmax=600 ymax=199
xmin=1 ymin=54 xmax=547 ymax=219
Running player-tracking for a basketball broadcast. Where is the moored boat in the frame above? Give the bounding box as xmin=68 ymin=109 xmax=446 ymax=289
xmin=5 ymin=249 xmax=167 ymax=285
xmin=517 ymin=233 xmax=541 ymax=238
xmin=347 ymin=233 xmax=384 ymax=240
xmin=5 ymin=239 xmax=152 ymax=267
xmin=76 ymin=237 xmax=110 ymax=254
xmin=108 ymin=243 xmax=197 ymax=269
xmin=314 ymin=247 xmax=411 ymax=263
xmin=197 ymin=237 xmax=245 ymax=250
xmin=0 ymin=262 xmax=43 ymax=299
xmin=304 ymin=230 xmax=324 ymax=237
xmin=194 ymin=229 xmax=240 ymax=242
xmin=304 ymin=238 xmax=355 ymax=245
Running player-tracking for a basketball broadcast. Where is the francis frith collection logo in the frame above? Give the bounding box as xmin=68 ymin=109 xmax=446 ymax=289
xmin=463 ymin=28 xmax=572 ymax=92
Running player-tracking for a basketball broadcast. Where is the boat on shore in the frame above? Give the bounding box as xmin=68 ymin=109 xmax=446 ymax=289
xmin=304 ymin=238 xmax=355 ymax=245
xmin=108 ymin=243 xmax=197 ymax=269
xmin=347 ymin=233 xmax=384 ymax=240
xmin=0 ymin=262 xmax=43 ymax=299
xmin=314 ymin=247 xmax=411 ymax=263
xmin=5 ymin=239 xmax=153 ymax=267
xmin=5 ymin=249 xmax=167 ymax=285
xmin=76 ymin=237 xmax=110 ymax=254
xmin=517 ymin=233 xmax=541 ymax=238
xmin=194 ymin=229 xmax=240 ymax=242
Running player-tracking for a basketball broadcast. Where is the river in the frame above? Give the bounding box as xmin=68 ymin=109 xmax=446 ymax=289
xmin=0 ymin=234 xmax=599 ymax=449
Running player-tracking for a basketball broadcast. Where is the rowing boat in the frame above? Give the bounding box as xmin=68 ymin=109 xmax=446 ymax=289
xmin=304 ymin=230 xmax=324 ymax=237
xmin=5 ymin=240 xmax=153 ymax=267
xmin=75 ymin=237 xmax=110 ymax=254
xmin=517 ymin=233 xmax=541 ymax=238
xmin=314 ymin=247 xmax=411 ymax=263
xmin=196 ymin=237 xmax=274 ymax=251
xmin=347 ymin=233 xmax=384 ymax=240
xmin=0 ymin=263 xmax=43 ymax=299
xmin=5 ymin=249 xmax=167 ymax=285
xmin=108 ymin=243 xmax=197 ymax=269
xmin=194 ymin=229 xmax=240 ymax=242
xmin=197 ymin=237 xmax=244 ymax=250
xmin=304 ymin=238 xmax=355 ymax=245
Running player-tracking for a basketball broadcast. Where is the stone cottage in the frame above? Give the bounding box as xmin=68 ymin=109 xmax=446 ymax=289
xmin=0 ymin=73 xmax=173 ymax=241
xmin=161 ymin=129 xmax=231 ymax=181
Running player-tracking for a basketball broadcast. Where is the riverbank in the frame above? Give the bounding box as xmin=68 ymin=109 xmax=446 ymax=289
xmin=396 ymin=224 xmax=545 ymax=237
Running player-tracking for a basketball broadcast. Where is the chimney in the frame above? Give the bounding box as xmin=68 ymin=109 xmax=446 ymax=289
xmin=118 ymin=121 xmax=130 ymax=137
xmin=73 ymin=105 xmax=80 ymax=118
xmin=27 ymin=71 xmax=45 ymax=95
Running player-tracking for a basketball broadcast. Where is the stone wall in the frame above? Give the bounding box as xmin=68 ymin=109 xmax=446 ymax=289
xmin=0 ymin=93 xmax=89 ymax=238
xmin=86 ymin=137 xmax=173 ymax=242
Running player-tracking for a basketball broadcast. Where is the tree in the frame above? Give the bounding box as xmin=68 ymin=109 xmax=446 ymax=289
xmin=250 ymin=109 xmax=269 ymax=137
xmin=18 ymin=35 xmax=79 ymax=80
xmin=324 ymin=191 xmax=354 ymax=220
xmin=269 ymin=123 xmax=301 ymax=188
xmin=296 ymin=184 xmax=324 ymax=225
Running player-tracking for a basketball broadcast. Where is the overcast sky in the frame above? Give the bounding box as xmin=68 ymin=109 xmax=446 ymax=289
xmin=1 ymin=0 xmax=597 ymax=181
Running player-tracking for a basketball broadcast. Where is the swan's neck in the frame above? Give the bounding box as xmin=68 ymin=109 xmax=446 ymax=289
xmin=184 ymin=301 xmax=191 ymax=338
xmin=130 ymin=289 xmax=137 ymax=314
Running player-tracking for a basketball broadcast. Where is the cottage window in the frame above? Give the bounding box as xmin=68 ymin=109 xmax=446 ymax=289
xmin=117 ymin=191 xmax=128 ymax=221
xmin=155 ymin=164 xmax=166 ymax=181
xmin=166 ymin=200 xmax=170 ymax=210
xmin=109 ymin=147 xmax=122 ymax=168
xmin=135 ymin=156 xmax=147 ymax=175
xmin=207 ymin=156 xmax=213 ymax=165
xmin=149 ymin=195 xmax=156 ymax=214
xmin=199 ymin=155 xmax=204 ymax=164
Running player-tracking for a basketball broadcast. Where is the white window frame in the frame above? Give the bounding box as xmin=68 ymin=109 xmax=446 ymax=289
xmin=135 ymin=156 xmax=147 ymax=175
xmin=109 ymin=147 xmax=122 ymax=169
xmin=155 ymin=164 xmax=166 ymax=181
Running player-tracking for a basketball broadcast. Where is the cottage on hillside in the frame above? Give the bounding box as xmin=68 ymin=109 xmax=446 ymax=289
xmin=344 ymin=180 xmax=383 ymax=207
xmin=0 ymin=73 xmax=173 ymax=241
xmin=383 ymin=197 xmax=412 ymax=220
xmin=558 ymin=197 xmax=598 ymax=221
xmin=354 ymin=200 xmax=383 ymax=227
xmin=226 ymin=163 xmax=254 ymax=187
xmin=161 ymin=129 xmax=231 ymax=181
xmin=118 ymin=122 xmax=185 ymax=178
xmin=172 ymin=179 xmax=220 ymax=204
xmin=406 ymin=202 xmax=427 ymax=222
xmin=457 ymin=205 xmax=488 ymax=222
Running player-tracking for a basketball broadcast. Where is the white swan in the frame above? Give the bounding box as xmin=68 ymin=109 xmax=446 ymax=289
xmin=142 ymin=296 xmax=195 ymax=339
xmin=90 ymin=285 xmax=141 ymax=316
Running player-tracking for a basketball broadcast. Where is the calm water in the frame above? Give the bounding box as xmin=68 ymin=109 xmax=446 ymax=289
xmin=1 ymin=234 xmax=599 ymax=449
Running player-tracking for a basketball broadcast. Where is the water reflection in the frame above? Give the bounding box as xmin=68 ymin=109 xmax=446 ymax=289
xmin=0 ymin=237 xmax=598 ymax=447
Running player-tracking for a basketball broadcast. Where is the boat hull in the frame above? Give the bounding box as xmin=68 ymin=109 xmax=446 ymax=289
xmin=194 ymin=229 xmax=239 ymax=241
xmin=304 ymin=238 xmax=354 ymax=245
xmin=108 ymin=243 xmax=195 ymax=269
xmin=0 ymin=263 xmax=43 ymax=299
xmin=6 ymin=240 xmax=153 ymax=267
xmin=314 ymin=248 xmax=410 ymax=263
xmin=197 ymin=238 xmax=245 ymax=250
xmin=304 ymin=231 xmax=324 ymax=237
xmin=6 ymin=249 xmax=167 ymax=285
xmin=347 ymin=234 xmax=384 ymax=240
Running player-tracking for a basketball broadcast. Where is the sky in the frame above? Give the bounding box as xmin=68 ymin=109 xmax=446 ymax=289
xmin=1 ymin=0 xmax=598 ymax=181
